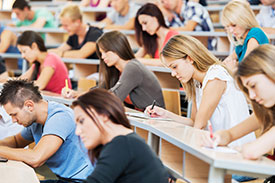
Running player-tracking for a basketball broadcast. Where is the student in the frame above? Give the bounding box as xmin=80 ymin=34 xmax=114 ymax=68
xmin=18 ymin=31 xmax=71 ymax=94
xmin=62 ymin=31 xmax=165 ymax=111
xmin=159 ymin=0 xmax=214 ymax=31
xmin=0 ymin=25 xmax=21 ymax=77
xmin=222 ymin=0 xmax=269 ymax=70
xmin=100 ymin=0 xmax=140 ymax=30
xmin=81 ymin=0 xmax=109 ymax=7
xmin=256 ymin=0 xmax=275 ymax=34
xmin=145 ymin=34 xmax=255 ymax=146
xmin=73 ymin=88 xmax=169 ymax=183
xmin=202 ymin=44 xmax=275 ymax=159
xmin=48 ymin=5 xmax=103 ymax=59
xmin=0 ymin=79 xmax=93 ymax=183
xmin=135 ymin=3 xmax=178 ymax=59
xmin=12 ymin=0 xmax=56 ymax=28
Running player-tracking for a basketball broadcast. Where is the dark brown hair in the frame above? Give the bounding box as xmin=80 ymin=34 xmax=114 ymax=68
xmin=17 ymin=31 xmax=47 ymax=81
xmin=135 ymin=3 xmax=168 ymax=58
xmin=72 ymin=88 xmax=131 ymax=164
xmin=96 ymin=31 xmax=135 ymax=89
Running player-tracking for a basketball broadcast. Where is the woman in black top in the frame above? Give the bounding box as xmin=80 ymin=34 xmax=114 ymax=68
xmin=72 ymin=88 xmax=169 ymax=183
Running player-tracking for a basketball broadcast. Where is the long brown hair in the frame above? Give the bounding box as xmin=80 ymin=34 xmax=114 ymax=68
xmin=96 ymin=31 xmax=135 ymax=89
xmin=72 ymin=88 xmax=131 ymax=164
xmin=161 ymin=34 xmax=223 ymax=101
xmin=235 ymin=44 xmax=275 ymax=132
xmin=135 ymin=3 xmax=168 ymax=58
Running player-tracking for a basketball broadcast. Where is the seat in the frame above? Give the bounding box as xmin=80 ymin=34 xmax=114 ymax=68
xmin=77 ymin=78 xmax=96 ymax=92
xmin=162 ymin=89 xmax=181 ymax=115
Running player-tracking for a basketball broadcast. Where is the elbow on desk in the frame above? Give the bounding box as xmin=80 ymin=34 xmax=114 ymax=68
xmin=242 ymin=148 xmax=261 ymax=160
xmin=26 ymin=156 xmax=46 ymax=168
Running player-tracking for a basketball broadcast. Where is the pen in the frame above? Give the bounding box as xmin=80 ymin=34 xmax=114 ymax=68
xmin=150 ymin=100 xmax=156 ymax=110
xmin=207 ymin=121 xmax=213 ymax=139
xmin=65 ymin=79 xmax=69 ymax=92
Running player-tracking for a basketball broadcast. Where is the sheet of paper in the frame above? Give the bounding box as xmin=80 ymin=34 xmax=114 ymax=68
xmin=125 ymin=112 xmax=172 ymax=121
xmin=203 ymin=146 xmax=239 ymax=153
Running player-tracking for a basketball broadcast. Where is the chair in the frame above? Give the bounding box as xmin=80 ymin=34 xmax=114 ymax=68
xmin=77 ymin=78 xmax=96 ymax=92
xmin=162 ymin=89 xmax=181 ymax=115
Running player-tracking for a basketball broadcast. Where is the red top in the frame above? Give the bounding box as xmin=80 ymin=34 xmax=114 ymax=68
xmin=154 ymin=30 xmax=179 ymax=58
xmin=37 ymin=53 xmax=71 ymax=94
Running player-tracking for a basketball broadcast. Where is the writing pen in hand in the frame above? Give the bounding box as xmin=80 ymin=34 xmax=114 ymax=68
xmin=149 ymin=100 xmax=156 ymax=116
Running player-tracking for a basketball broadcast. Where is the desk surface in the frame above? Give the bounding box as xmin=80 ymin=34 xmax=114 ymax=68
xmin=0 ymin=160 xmax=39 ymax=183
xmin=127 ymin=112 xmax=275 ymax=180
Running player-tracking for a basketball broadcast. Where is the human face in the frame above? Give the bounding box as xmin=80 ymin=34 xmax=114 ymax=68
xmin=225 ymin=23 xmax=247 ymax=39
xmin=3 ymin=102 xmax=35 ymax=127
xmin=12 ymin=8 xmax=28 ymax=21
xmin=17 ymin=44 xmax=38 ymax=64
xmin=74 ymin=106 xmax=102 ymax=150
xmin=138 ymin=14 xmax=159 ymax=35
xmin=60 ymin=16 xmax=81 ymax=36
xmin=164 ymin=57 xmax=194 ymax=83
xmin=110 ymin=0 xmax=126 ymax=13
xmin=160 ymin=0 xmax=178 ymax=11
xmin=99 ymin=47 xmax=120 ymax=67
xmin=241 ymin=74 xmax=275 ymax=108
xmin=260 ymin=0 xmax=275 ymax=6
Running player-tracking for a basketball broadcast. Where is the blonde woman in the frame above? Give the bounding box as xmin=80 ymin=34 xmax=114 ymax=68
xmin=222 ymin=0 xmax=269 ymax=70
xmin=145 ymin=34 xmax=255 ymax=147
xmin=48 ymin=5 xmax=103 ymax=59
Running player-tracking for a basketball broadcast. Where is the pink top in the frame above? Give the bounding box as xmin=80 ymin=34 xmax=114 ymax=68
xmin=37 ymin=53 xmax=71 ymax=94
xmin=154 ymin=30 xmax=179 ymax=58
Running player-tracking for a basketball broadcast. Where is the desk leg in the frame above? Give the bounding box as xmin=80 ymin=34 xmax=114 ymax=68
xmin=148 ymin=132 xmax=160 ymax=156
xmin=208 ymin=166 xmax=225 ymax=183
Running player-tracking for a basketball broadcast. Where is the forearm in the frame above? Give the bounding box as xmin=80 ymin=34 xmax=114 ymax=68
xmin=63 ymin=50 xmax=88 ymax=58
xmin=0 ymin=146 xmax=45 ymax=167
xmin=242 ymin=126 xmax=275 ymax=160
xmin=166 ymin=110 xmax=194 ymax=126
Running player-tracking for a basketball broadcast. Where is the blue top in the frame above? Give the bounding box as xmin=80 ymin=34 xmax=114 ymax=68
xmin=21 ymin=101 xmax=93 ymax=179
xmin=0 ymin=26 xmax=19 ymax=54
xmin=235 ymin=27 xmax=269 ymax=62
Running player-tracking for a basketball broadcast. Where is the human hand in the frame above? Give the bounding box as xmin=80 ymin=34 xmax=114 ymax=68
xmin=144 ymin=105 xmax=167 ymax=118
xmin=61 ymin=87 xmax=77 ymax=99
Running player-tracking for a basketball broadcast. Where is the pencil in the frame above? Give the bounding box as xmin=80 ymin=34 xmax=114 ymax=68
xmin=65 ymin=79 xmax=69 ymax=92
xmin=208 ymin=121 xmax=213 ymax=139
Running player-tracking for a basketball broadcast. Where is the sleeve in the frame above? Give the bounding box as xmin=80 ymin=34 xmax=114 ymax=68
xmin=43 ymin=54 xmax=58 ymax=70
xmin=110 ymin=62 xmax=143 ymax=101
xmin=21 ymin=127 xmax=34 ymax=141
xmin=187 ymin=5 xmax=204 ymax=24
xmin=256 ymin=13 xmax=263 ymax=27
xmin=83 ymin=137 xmax=131 ymax=183
xmin=202 ymin=65 xmax=231 ymax=90
xmin=107 ymin=9 xmax=116 ymax=22
xmin=42 ymin=110 xmax=74 ymax=141
xmin=246 ymin=28 xmax=269 ymax=45
xmin=85 ymin=27 xmax=103 ymax=42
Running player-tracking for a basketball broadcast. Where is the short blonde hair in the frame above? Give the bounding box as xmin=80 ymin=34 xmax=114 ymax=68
xmin=60 ymin=4 xmax=82 ymax=21
xmin=160 ymin=34 xmax=225 ymax=101
xmin=222 ymin=0 xmax=259 ymax=45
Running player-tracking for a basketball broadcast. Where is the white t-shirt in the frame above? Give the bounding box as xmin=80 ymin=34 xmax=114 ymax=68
xmin=256 ymin=6 xmax=275 ymax=28
xmin=0 ymin=106 xmax=23 ymax=140
xmin=195 ymin=65 xmax=255 ymax=147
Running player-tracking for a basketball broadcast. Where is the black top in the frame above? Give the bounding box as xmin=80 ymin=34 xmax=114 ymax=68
xmin=83 ymin=133 xmax=169 ymax=183
xmin=66 ymin=26 xmax=103 ymax=59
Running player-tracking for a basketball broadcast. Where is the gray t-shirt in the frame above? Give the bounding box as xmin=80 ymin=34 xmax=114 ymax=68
xmin=107 ymin=2 xmax=140 ymax=25
xmin=110 ymin=59 xmax=165 ymax=110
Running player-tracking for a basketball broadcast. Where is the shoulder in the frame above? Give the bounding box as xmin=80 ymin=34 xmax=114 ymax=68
xmin=47 ymin=101 xmax=74 ymax=120
xmin=124 ymin=59 xmax=144 ymax=72
xmin=247 ymin=27 xmax=269 ymax=43
xmin=202 ymin=65 xmax=231 ymax=88
xmin=44 ymin=53 xmax=62 ymax=63
xmin=35 ymin=8 xmax=51 ymax=16
xmin=88 ymin=26 xmax=103 ymax=34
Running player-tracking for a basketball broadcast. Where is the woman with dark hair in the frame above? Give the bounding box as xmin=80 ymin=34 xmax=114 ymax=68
xmin=17 ymin=31 xmax=71 ymax=94
xmin=72 ymin=88 xmax=168 ymax=183
xmin=134 ymin=3 xmax=178 ymax=59
xmin=62 ymin=31 xmax=165 ymax=111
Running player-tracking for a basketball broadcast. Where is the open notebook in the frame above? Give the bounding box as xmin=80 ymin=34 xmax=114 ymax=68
xmin=125 ymin=112 xmax=172 ymax=121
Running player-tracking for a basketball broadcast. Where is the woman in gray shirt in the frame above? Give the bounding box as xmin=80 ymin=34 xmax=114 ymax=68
xmin=63 ymin=31 xmax=165 ymax=111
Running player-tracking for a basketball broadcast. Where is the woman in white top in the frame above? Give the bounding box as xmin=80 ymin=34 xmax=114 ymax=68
xmin=145 ymin=34 xmax=255 ymax=146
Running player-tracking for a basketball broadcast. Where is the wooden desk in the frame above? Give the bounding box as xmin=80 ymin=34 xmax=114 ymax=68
xmin=0 ymin=160 xmax=39 ymax=183
xmin=127 ymin=112 xmax=275 ymax=183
